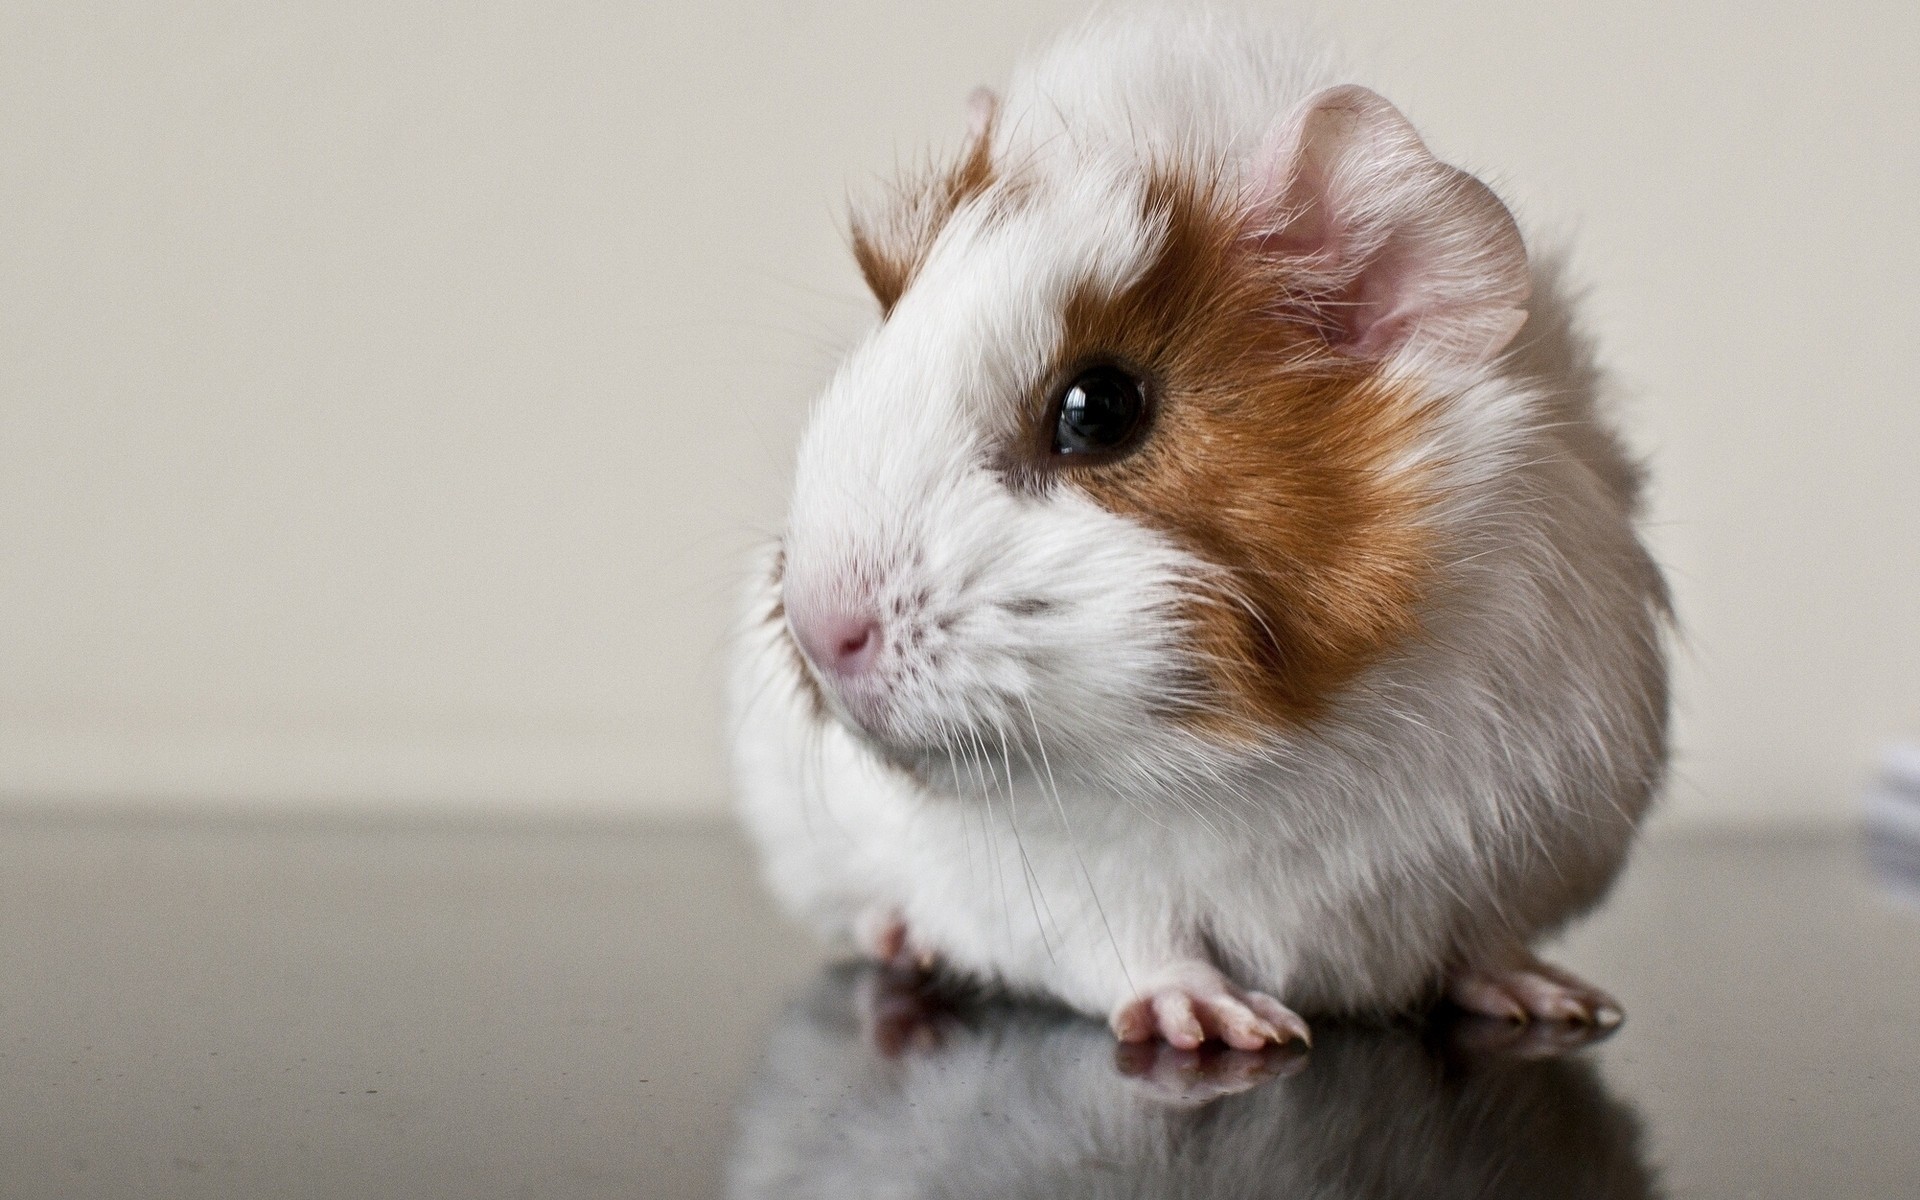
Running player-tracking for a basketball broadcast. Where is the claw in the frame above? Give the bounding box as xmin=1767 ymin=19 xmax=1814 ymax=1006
xmin=1109 ymin=962 xmax=1310 ymax=1051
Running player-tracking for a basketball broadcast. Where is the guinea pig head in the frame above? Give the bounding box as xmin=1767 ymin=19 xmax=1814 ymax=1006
xmin=775 ymin=86 xmax=1530 ymax=790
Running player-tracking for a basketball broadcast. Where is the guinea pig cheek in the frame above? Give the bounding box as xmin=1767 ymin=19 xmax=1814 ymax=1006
xmin=1063 ymin=377 xmax=1440 ymax=745
xmin=1053 ymin=182 xmax=1443 ymax=742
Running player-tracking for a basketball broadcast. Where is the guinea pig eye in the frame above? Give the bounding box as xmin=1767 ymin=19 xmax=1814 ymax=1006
xmin=1050 ymin=365 xmax=1148 ymax=457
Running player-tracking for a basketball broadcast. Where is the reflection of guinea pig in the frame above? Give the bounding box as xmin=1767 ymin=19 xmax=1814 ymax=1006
xmin=731 ymin=9 xmax=1669 ymax=1048
xmin=727 ymin=966 xmax=1659 ymax=1200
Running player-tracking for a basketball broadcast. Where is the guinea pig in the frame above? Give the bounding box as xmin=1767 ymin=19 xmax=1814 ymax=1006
xmin=730 ymin=9 xmax=1670 ymax=1051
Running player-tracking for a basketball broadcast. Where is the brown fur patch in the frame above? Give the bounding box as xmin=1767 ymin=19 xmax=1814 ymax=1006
xmin=850 ymin=111 xmax=997 ymax=315
xmin=1048 ymin=172 xmax=1438 ymax=737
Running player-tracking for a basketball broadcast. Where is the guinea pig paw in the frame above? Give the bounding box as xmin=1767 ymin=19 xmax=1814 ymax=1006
xmin=853 ymin=905 xmax=937 ymax=973
xmin=853 ymin=906 xmax=908 ymax=960
xmin=1113 ymin=1039 xmax=1308 ymax=1108
xmin=1109 ymin=964 xmax=1311 ymax=1052
xmin=1446 ymin=957 xmax=1623 ymax=1029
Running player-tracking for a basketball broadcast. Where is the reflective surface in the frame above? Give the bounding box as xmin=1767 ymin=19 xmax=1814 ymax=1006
xmin=735 ymin=967 xmax=1657 ymax=1199
xmin=3 ymin=818 xmax=1916 ymax=1197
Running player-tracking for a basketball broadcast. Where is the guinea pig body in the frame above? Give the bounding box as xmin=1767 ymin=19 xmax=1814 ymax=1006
xmin=731 ymin=11 xmax=1669 ymax=1049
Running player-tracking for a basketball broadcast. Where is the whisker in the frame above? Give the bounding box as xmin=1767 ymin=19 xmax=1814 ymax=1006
xmin=1020 ymin=696 xmax=1135 ymax=999
xmin=995 ymin=722 xmax=1060 ymax=963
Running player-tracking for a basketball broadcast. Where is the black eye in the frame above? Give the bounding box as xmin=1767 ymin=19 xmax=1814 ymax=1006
xmin=1051 ymin=365 xmax=1148 ymax=457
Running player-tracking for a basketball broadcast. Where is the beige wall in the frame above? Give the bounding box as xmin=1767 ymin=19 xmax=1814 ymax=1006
xmin=2 ymin=1 xmax=1914 ymax=824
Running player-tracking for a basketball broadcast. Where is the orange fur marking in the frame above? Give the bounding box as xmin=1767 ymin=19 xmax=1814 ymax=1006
xmin=850 ymin=104 xmax=997 ymax=315
xmin=1048 ymin=173 xmax=1439 ymax=736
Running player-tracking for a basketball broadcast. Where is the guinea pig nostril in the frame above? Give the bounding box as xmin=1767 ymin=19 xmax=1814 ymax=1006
xmin=791 ymin=607 xmax=884 ymax=681
xmin=836 ymin=622 xmax=877 ymax=666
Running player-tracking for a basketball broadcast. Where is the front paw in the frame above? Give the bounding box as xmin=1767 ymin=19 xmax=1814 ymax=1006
xmin=852 ymin=905 xmax=936 ymax=973
xmin=1108 ymin=962 xmax=1311 ymax=1051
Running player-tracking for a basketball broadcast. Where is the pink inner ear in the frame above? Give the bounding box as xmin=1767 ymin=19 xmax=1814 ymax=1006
xmin=1239 ymin=85 xmax=1531 ymax=369
xmin=1239 ymin=101 xmax=1396 ymax=355
xmin=1242 ymin=117 xmax=1336 ymax=261
xmin=965 ymin=87 xmax=998 ymax=142
xmin=1339 ymin=237 xmax=1420 ymax=358
xmin=1243 ymin=209 xmax=1407 ymax=357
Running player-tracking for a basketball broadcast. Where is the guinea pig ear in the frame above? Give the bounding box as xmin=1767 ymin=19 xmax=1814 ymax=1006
xmin=1243 ymin=85 xmax=1530 ymax=372
xmin=964 ymin=86 xmax=998 ymax=143
xmin=850 ymin=88 xmax=999 ymax=315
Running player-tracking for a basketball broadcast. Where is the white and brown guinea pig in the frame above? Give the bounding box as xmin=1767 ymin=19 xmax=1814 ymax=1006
xmin=731 ymin=9 xmax=1670 ymax=1051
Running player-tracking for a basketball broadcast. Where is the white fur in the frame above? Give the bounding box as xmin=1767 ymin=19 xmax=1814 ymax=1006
xmin=731 ymin=11 xmax=1668 ymax=1023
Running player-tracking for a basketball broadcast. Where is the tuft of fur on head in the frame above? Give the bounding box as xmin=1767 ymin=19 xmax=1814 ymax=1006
xmin=850 ymin=88 xmax=999 ymax=317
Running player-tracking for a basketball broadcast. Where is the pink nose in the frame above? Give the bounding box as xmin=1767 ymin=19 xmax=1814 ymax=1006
xmin=790 ymin=607 xmax=883 ymax=681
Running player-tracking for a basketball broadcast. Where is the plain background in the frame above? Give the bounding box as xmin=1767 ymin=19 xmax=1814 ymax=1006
xmin=1 ymin=1 xmax=1913 ymax=827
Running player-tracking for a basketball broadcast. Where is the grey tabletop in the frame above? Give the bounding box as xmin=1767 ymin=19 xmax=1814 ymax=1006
xmin=2 ymin=816 xmax=1915 ymax=1199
